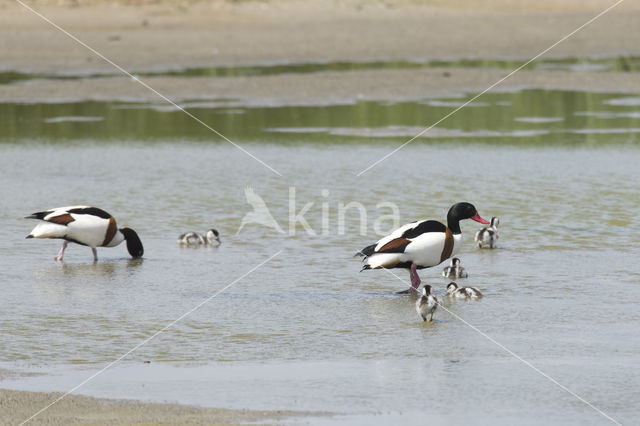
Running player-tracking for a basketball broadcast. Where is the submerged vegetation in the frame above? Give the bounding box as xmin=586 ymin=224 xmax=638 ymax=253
xmin=2 ymin=89 xmax=639 ymax=146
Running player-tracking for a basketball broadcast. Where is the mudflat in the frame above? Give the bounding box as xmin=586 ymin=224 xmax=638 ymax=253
xmin=1 ymin=0 xmax=640 ymax=103
xmin=0 ymin=387 xmax=310 ymax=425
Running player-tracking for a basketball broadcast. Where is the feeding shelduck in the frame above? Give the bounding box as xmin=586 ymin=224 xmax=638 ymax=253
xmin=446 ymin=282 xmax=483 ymax=299
xmin=357 ymin=202 xmax=488 ymax=293
xmin=177 ymin=229 xmax=221 ymax=246
xmin=416 ymin=285 xmax=439 ymax=322
xmin=25 ymin=206 xmax=143 ymax=261
xmin=475 ymin=217 xmax=499 ymax=248
xmin=442 ymin=257 xmax=468 ymax=279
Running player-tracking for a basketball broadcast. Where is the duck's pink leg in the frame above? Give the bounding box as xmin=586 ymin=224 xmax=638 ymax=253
xmin=396 ymin=263 xmax=422 ymax=294
xmin=91 ymin=247 xmax=98 ymax=262
xmin=410 ymin=263 xmax=421 ymax=291
xmin=54 ymin=241 xmax=67 ymax=262
xmin=411 ymin=263 xmax=422 ymax=291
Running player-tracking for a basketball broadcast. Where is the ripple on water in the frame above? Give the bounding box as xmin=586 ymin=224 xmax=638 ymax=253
xmin=43 ymin=116 xmax=104 ymax=123
xmin=603 ymin=96 xmax=640 ymax=106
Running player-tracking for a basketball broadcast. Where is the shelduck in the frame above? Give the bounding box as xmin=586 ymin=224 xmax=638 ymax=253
xmin=357 ymin=202 xmax=488 ymax=293
xmin=25 ymin=206 xmax=143 ymax=261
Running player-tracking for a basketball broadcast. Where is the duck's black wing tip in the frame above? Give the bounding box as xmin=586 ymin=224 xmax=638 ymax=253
xmin=355 ymin=243 xmax=377 ymax=258
xmin=25 ymin=211 xmax=48 ymax=220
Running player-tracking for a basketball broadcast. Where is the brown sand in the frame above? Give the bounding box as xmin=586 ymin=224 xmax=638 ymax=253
xmin=1 ymin=0 xmax=640 ymax=103
xmin=0 ymin=387 xmax=314 ymax=425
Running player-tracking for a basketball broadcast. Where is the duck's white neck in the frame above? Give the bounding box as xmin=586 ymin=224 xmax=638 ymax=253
xmin=105 ymin=230 xmax=125 ymax=247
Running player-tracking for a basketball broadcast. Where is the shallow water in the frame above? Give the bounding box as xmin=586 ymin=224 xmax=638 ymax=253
xmin=2 ymin=90 xmax=640 ymax=146
xmin=1 ymin=89 xmax=639 ymax=425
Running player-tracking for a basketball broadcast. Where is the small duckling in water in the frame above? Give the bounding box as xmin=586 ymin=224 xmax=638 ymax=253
xmin=178 ymin=229 xmax=221 ymax=246
xmin=416 ymin=285 xmax=439 ymax=322
xmin=446 ymin=282 xmax=483 ymax=299
xmin=204 ymin=229 xmax=221 ymax=246
xmin=177 ymin=232 xmax=205 ymax=246
xmin=442 ymin=257 xmax=468 ymax=279
xmin=475 ymin=217 xmax=499 ymax=248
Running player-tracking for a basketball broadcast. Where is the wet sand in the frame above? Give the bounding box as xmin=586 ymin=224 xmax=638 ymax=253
xmin=4 ymin=67 xmax=640 ymax=105
xmin=0 ymin=369 xmax=306 ymax=425
xmin=1 ymin=0 xmax=640 ymax=103
xmin=0 ymin=387 xmax=310 ymax=425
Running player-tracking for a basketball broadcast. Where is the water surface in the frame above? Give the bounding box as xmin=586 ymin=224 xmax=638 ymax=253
xmin=0 ymin=89 xmax=639 ymax=425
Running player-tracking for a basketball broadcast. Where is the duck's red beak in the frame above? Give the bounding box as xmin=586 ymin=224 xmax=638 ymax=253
xmin=472 ymin=213 xmax=489 ymax=224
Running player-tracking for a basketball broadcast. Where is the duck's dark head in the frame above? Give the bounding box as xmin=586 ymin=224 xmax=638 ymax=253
xmin=446 ymin=282 xmax=459 ymax=293
xmin=490 ymin=217 xmax=500 ymax=228
xmin=120 ymin=227 xmax=144 ymax=258
xmin=451 ymin=257 xmax=461 ymax=267
xmin=422 ymin=285 xmax=432 ymax=296
xmin=447 ymin=202 xmax=489 ymax=233
xmin=207 ymin=228 xmax=220 ymax=243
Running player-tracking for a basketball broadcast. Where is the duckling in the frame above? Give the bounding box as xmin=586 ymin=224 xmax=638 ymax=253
xmin=442 ymin=257 xmax=468 ymax=279
xmin=475 ymin=217 xmax=499 ymax=248
xmin=204 ymin=229 xmax=221 ymax=246
xmin=177 ymin=229 xmax=221 ymax=246
xmin=416 ymin=285 xmax=439 ymax=322
xmin=446 ymin=282 xmax=483 ymax=299
xmin=177 ymin=232 xmax=205 ymax=246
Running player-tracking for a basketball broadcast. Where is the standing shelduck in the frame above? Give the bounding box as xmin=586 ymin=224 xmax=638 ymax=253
xmin=475 ymin=217 xmax=499 ymax=248
xmin=442 ymin=257 xmax=468 ymax=279
xmin=177 ymin=229 xmax=221 ymax=246
xmin=25 ymin=206 xmax=144 ymax=261
xmin=357 ymin=202 xmax=488 ymax=293
xmin=446 ymin=282 xmax=483 ymax=299
xmin=416 ymin=285 xmax=439 ymax=322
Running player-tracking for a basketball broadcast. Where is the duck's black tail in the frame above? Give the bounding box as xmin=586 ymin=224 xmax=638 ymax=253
xmin=25 ymin=211 xmax=49 ymax=220
xmin=354 ymin=243 xmax=376 ymax=258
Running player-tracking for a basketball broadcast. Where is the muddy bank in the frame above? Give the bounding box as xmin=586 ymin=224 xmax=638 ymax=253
xmin=1 ymin=0 xmax=640 ymax=103
xmin=0 ymin=387 xmax=315 ymax=425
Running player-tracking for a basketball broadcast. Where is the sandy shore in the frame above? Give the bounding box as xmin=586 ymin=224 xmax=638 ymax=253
xmin=1 ymin=0 xmax=640 ymax=103
xmin=0 ymin=387 xmax=313 ymax=425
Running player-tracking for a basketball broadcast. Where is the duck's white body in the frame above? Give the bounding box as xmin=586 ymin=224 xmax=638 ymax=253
xmin=29 ymin=206 xmax=122 ymax=247
xmin=363 ymin=222 xmax=463 ymax=270
xmin=416 ymin=285 xmax=439 ymax=322
xmin=26 ymin=206 xmax=143 ymax=261
xmin=475 ymin=217 xmax=499 ymax=249
xmin=365 ymin=220 xmax=462 ymax=269
xmin=446 ymin=282 xmax=483 ymax=299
